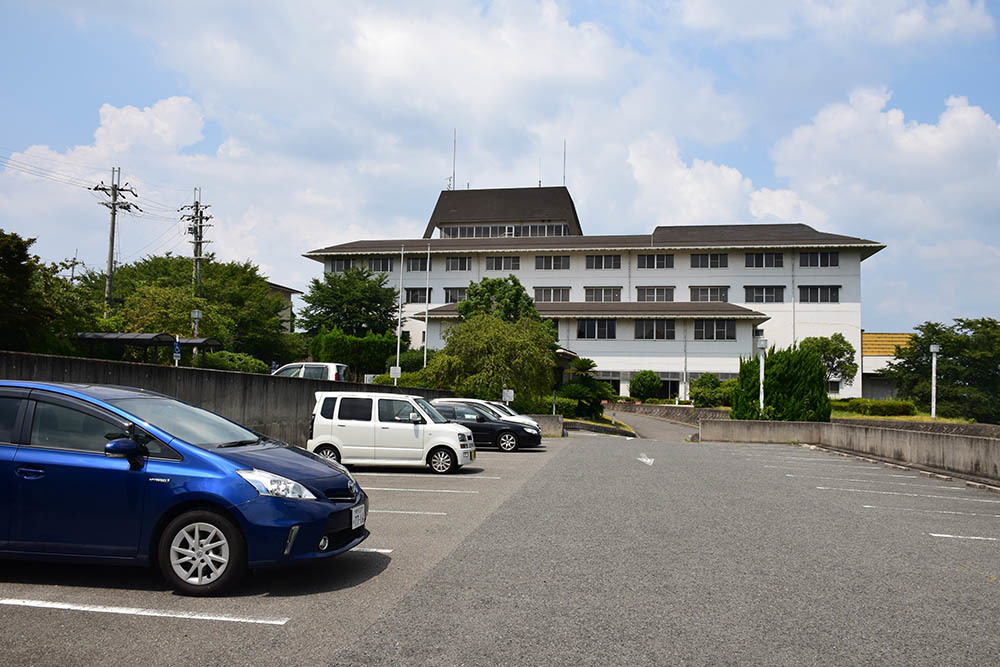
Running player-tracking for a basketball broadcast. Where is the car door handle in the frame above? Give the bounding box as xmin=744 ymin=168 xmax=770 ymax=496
xmin=15 ymin=466 xmax=45 ymax=480
xmin=380 ymin=426 xmax=390 ymax=429
xmin=337 ymin=424 xmax=347 ymax=427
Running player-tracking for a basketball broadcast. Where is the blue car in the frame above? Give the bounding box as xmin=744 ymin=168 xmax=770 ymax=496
xmin=0 ymin=381 xmax=369 ymax=595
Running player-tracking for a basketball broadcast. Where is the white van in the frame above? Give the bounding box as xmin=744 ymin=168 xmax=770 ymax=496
xmin=306 ymin=392 xmax=475 ymax=474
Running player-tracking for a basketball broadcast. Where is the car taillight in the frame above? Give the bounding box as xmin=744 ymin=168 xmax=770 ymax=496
xmin=309 ymin=414 xmax=315 ymax=439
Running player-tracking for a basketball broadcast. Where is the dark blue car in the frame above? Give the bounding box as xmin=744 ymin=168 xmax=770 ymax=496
xmin=0 ymin=381 xmax=369 ymax=595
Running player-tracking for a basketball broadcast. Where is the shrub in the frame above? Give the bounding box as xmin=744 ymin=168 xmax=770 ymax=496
xmin=731 ymin=346 xmax=831 ymax=422
xmin=312 ymin=327 xmax=400 ymax=375
xmin=690 ymin=372 xmax=724 ymax=407
xmin=844 ymin=398 xmax=917 ymax=416
xmin=387 ymin=348 xmax=437 ymax=374
xmin=554 ymin=397 xmax=578 ymax=418
xmin=629 ymin=370 xmax=661 ymax=402
xmin=195 ymin=351 xmax=269 ymax=374
xmin=511 ymin=394 xmax=553 ymax=414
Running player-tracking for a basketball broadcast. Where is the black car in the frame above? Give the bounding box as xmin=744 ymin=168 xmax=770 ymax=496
xmin=433 ymin=402 xmax=541 ymax=452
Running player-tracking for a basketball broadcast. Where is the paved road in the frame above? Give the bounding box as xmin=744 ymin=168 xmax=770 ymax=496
xmin=2 ymin=423 xmax=998 ymax=665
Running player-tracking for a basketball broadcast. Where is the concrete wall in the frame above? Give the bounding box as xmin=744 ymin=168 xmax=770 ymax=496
xmin=0 ymin=351 xmax=451 ymax=446
xmin=699 ymin=419 xmax=1000 ymax=483
xmin=527 ymin=414 xmax=564 ymax=437
xmin=607 ymin=402 xmax=729 ymax=426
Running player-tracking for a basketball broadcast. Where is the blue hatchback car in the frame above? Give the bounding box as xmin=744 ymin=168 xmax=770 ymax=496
xmin=0 ymin=381 xmax=369 ymax=595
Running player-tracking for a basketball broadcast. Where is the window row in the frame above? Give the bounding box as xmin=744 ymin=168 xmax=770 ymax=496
xmin=439 ymin=223 xmax=569 ymax=238
xmin=574 ymin=319 xmax=737 ymax=341
xmin=422 ymin=284 xmax=840 ymax=304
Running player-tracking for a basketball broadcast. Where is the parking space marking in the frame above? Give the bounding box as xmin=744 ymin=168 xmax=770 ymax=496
xmin=929 ymin=533 xmax=999 ymax=542
xmin=363 ymin=487 xmax=479 ymax=494
xmin=816 ymin=487 xmax=1000 ymax=503
xmin=0 ymin=598 xmax=289 ymax=626
xmin=786 ymin=474 xmax=967 ymax=490
xmin=351 ymin=547 xmax=394 ymax=554
xmin=370 ymin=510 xmax=447 ymax=516
xmin=862 ymin=505 xmax=1000 ymax=518
xmin=770 ymin=467 xmax=923 ymax=478
xmin=355 ymin=472 xmax=501 ymax=480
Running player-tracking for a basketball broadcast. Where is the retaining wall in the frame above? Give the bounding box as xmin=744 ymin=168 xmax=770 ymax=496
xmin=528 ymin=414 xmax=565 ymax=437
xmin=607 ymin=403 xmax=728 ymax=426
xmin=0 ymin=351 xmax=451 ymax=445
xmin=700 ymin=419 xmax=1000 ymax=483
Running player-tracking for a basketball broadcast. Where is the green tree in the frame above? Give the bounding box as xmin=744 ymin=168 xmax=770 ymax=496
xmin=310 ymin=327 xmax=400 ymax=376
xmin=799 ymin=332 xmax=858 ymax=386
xmin=299 ymin=266 xmax=398 ymax=337
xmin=424 ymin=313 xmax=556 ymax=399
xmin=881 ymin=318 xmax=1000 ymax=423
xmin=690 ymin=372 xmax=723 ymax=408
xmin=558 ymin=357 xmax=616 ymax=419
xmin=629 ymin=370 xmax=661 ymax=402
xmin=0 ymin=230 xmax=98 ymax=353
xmin=455 ymin=275 xmax=538 ymax=323
xmin=731 ymin=346 xmax=831 ymax=422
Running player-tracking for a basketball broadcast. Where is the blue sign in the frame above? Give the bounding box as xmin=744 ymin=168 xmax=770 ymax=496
xmin=173 ymin=341 xmax=181 ymax=358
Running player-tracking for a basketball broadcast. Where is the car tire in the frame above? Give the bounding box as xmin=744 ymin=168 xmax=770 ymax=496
xmin=427 ymin=447 xmax=457 ymax=474
xmin=158 ymin=510 xmax=246 ymax=596
xmin=314 ymin=444 xmax=341 ymax=463
xmin=497 ymin=431 xmax=519 ymax=452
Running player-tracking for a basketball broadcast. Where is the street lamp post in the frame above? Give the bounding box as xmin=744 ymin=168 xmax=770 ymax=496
xmin=757 ymin=338 xmax=768 ymax=413
xmin=930 ymin=343 xmax=940 ymax=419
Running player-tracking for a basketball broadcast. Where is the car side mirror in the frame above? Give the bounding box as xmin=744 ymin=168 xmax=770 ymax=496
xmin=409 ymin=412 xmax=423 ymax=424
xmin=105 ymin=438 xmax=145 ymax=470
xmin=476 ymin=415 xmax=486 ymax=423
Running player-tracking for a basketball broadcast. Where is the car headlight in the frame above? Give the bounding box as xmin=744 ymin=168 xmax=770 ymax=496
xmin=522 ymin=426 xmax=539 ymax=434
xmin=237 ymin=469 xmax=317 ymax=500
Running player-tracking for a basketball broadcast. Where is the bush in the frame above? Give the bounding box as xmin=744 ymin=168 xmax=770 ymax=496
xmin=195 ymin=351 xmax=269 ymax=374
xmin=511 ymin=394 xmax=554 ymax=414
xmin=554 ymin=397 xmax=578 ymax=418
xmin=629 ymin=370 xmax=661 ymax=402
xmin=386 ymin=348 xmax=437 ymax=374
xmin=731 ymin=346 xmax=831 ymax=422
xmin=690 ymin=372 xmax=724 ymax=408
xmin=311 ymin=327 xmax=400 ymax=376
xmin=843 ymin=398 xmax=917 ymax=416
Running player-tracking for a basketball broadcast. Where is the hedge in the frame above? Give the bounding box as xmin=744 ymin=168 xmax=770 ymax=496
xmin=842 ymin=398 xmax=917 ymax=416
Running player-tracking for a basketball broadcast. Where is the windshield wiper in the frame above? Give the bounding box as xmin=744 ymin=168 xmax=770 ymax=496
xmin=217 ymin=438 xmax=261 ymax=448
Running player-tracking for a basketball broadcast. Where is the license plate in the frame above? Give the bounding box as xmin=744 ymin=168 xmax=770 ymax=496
xmin=351 ymin=504 xmax=365 ymax=529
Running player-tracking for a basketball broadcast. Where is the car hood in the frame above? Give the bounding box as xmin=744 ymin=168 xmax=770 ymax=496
xmin=213 ymin=441 xmax=348 ymax=483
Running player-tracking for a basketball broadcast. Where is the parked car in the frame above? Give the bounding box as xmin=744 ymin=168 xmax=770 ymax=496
xmin=273 ymin=362 xmax=350 ymax=382
xmin=0 ymin=381 xmax=368 ymax=595
xmin=433 ymin=401 xmax=541 ymax=452
xmin=431 ymin=397 xmax=540 ymax=430
xmin=306 ymin=392 xmax=475 ymax=474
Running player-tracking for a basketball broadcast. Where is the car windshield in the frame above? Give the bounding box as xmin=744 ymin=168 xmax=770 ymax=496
xmin=489 ymin=402 xmax=517 ymax=416
xmin=471 ymin=402 xmax=504 ymax=420
xmin=107 ymin=397 xmax=259 ymax=449
xmin=414 ymin=398 xmax=449 ymax=424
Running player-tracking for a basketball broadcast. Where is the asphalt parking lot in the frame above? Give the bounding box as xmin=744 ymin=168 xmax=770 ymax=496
xmin=2 ymin=418 xmax=998 ymax=665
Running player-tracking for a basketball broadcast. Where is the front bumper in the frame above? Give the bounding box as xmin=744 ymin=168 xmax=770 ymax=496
xmin=236 ymin=490 xmax=370 ymax=567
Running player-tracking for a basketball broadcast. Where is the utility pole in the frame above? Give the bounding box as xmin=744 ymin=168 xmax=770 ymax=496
xmin=93 ymin=168 xmax=139 ymax=316
xmin=180 ymin=188 xmax=212 ymax=297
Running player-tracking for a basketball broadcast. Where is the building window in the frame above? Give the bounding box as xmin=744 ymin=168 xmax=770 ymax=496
xmin=744 ymin=286 xmax=785 ymax=303
xmin=368 ymin=257 xmax=393 ymax=272
xmin=535 ymin=287 xmax=570 ymax=302
xmin=585 ymin=287 xmax=621 ymax=302
xmin=637 ymin=287 xmax=674 ymax=302
xmin=585 ymin=255 xmax=622 ymax=270
xmin=440 ymin=223 xmax=569 ymax=238
xmin=827 ymin=380 xmax=841 ymax=394
xmin=535 ymin=255 xmax=570 ymax=270
xmin=444 ymin=287 xmax=467 ymax=303
xmin=406 ymin=257 xmax=431 ymax=272
xmin=691 ymin=253 xmax=728 ymax=268
xmin=635 ymin=319 xmax=675 ymax=340
xmin=637 ymin=254 xmax=673 ymax=269
xmin=690 ymin=286 xmax=729 ymax=302
xmin=329 ymin=258 xmax=355 ymax=272
xmin=446 ymin=257 xmax=471 ymax=271
xmin=800 ymin=251 xmax=839 ymax=267
xmin=745 ymin=253 xmax=783 ymax=268
xmin=486 ymin=256 xmax=520 ymax=271
xmin=405 ymin=287 xmax=431 ymax=304
xmin=694 ymin=319 xmax=737 ymax=340
xmin=753 ymin=327 xmax=765 ymax=337
xmin=800 ymin=285 xmax=840 ymax=303
xmin=577 ymin=319 xmax=616 ymax=339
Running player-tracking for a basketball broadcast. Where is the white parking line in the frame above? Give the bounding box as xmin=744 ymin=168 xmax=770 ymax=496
xmin=351 ymin=547 xmax=394 ymax=554
xmin=771 ymin=467 xmax=922 ymax=478
xmin=862 ymin=505 xmax=1000 ymax=518
xmin=354 ymin=472 xmax=501 ymax=480
xmin=816 ymin=487 xmax=1000 ymax=503
xmin=363 ymin=487 xmax=479 ymax=494
xmin=786 ymin=474 xmax=967 ymax=490
xmin=0 ymin=598 xmax=289 ymax=626
xmin=929 ymin=533 xmax=999 ymax=542
xmin=370 ymin=510 xmax=447 ymax=516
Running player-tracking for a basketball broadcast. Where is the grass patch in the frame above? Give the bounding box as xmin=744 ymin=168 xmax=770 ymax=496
xmin=831 ymin=409 xmax=973 ymax=424
xmin=567 ymin=415 xmax=636 ymax=434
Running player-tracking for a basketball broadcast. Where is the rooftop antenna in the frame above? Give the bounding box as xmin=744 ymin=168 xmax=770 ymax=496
xmin=451 ymin=128 xmax=456 ymax=191
xmin=563 ymin=139 xmax=566 ymax=186
xmin=538 ymin=155 xmax=542 ymax=187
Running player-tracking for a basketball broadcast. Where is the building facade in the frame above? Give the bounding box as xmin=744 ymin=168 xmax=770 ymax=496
xmin=305 ymin=187 xmax=884 ymax=398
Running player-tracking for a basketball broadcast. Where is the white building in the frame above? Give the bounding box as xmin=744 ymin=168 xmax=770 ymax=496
xmin=305 ymin=187 xmax=884 ymax=398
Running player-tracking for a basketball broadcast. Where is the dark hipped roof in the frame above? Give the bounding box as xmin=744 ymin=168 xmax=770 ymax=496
xmin=305 ymin=223 xmax=883 ymax=260
xmin=420 ymin=301 xmax=768 ymax=322
xmin=422 ymin=186 xmax=583 ymax=238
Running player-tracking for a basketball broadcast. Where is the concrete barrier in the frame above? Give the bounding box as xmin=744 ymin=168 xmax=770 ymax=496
xmin=608 ymin=402 xmax=729 ymax=426
xmin=528 ymin=414 xmax=564 ymax=437
xmin=700 ymin=419 xmax=1000 ymax=483
xmin=0 ymin=351 xmax=451 ymax=446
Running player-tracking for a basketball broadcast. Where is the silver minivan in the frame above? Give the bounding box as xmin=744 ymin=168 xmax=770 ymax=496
xmin=306 ymin=392 xmax=476 ymax=474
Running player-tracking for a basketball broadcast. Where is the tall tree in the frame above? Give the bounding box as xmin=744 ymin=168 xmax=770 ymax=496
xmin=299 ymin=267 xmax=399 ymax=337
xmin=558 ymin=357 xmax=616 ymax=418
xmin=455 ymin=275 xmax=538 ymax=323
xmin=799 ymin=333 xmax=858 ymax=386
xmin=881 ymin=318 xmax=1000 ymax=423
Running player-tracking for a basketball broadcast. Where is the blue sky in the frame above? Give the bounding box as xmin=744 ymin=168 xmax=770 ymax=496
xmin=1 ymin=0 xmax=998 ymax=333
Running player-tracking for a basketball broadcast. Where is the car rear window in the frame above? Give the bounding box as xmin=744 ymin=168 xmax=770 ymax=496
xmin=303 ymin=365 xmax=327 ymax=380
xmin=320 ymin=397 xmax=336 ymax=419
xmin=338 ymin=398 xmax=372 ymax=421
